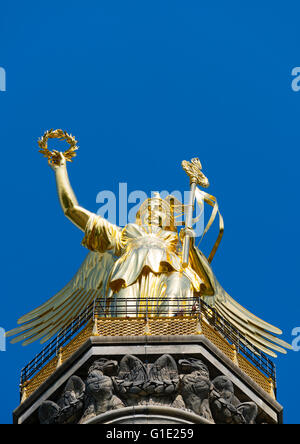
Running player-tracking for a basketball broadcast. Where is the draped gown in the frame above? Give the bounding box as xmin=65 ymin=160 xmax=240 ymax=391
xmin=82 ymin=214 xmax=205 ymax=317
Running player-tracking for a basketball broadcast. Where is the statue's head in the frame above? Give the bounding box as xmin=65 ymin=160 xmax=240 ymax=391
xmin=179 ymin=358 xmax=210 ymax=378
xmin=86 ymin=370 xmax=113 ymax=401
xmin=88 ymin=358 xmax=118 ymax=376
xmin=136 ymin=192 xmax=178 ymax=231
xmin=212 ymin=376 xmax=234 ymax=402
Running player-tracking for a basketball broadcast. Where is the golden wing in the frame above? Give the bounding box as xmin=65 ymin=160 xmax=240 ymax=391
xmin=190 ymin=246 xmax=292 ymax=358
xmin=6 ymin=251 xmax=116 ymax=346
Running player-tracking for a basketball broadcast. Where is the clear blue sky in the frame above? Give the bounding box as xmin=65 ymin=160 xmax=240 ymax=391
xmin=0 ymin=1 xmax=299 ymax=424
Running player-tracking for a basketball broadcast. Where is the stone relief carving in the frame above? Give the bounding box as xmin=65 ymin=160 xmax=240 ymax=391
xmin=38 ymin=375 xmax=85 ymax=424
xmin=178 ymin=358 xmax=214 ymax=422
xmin=114 ymin=354 xmax=180 ymax=407
xmin=79 ymin=359 xmax=125 ymax=423
xmin=210 ymin=376 xmax=258 ymax=424
xmin=38 ymin=355 xmax=258 ymax=424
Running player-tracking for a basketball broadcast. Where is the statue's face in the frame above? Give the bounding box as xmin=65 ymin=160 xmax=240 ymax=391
xmin=143 ymin=209 xmax=166 ymax=227
xmin=86 ymin=371 xmax=113 ymax=399
xmin=140 ymin=202 xmax=169 ymax=228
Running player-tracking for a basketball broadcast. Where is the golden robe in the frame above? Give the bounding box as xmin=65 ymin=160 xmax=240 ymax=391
xmin=82 ymin=214 xmax=205 ymax=316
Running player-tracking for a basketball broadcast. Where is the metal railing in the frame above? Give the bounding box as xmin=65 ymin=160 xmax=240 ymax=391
xmin=20 ymin=297 xmax=276 ymax=391
xmin=200 ymin=301 xmax=276 ymax=388
xmin=20 ymin=303 xmax=93 ymax=386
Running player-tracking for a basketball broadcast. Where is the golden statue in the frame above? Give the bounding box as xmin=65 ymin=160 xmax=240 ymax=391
xmin=7 ymin=131 xmax=292 ymax=358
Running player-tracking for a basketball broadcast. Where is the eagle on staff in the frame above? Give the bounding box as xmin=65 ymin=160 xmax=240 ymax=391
xmin=6 ymin=130 xmax=292 ymax=358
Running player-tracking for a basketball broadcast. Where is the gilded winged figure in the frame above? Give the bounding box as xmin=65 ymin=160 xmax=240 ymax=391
xmin=7 ymin=153 xmax=291 ymax=357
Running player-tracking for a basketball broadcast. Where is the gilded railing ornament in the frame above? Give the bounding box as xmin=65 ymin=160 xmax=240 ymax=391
xmin=38 ymin=129 xmax=79 ymax=165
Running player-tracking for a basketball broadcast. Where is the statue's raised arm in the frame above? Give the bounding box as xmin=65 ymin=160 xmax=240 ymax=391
xmin=51 ymin=152 xmax=92 ymax=232
xmin=51 ymin=152 xmax=122 ymax=257
xmin=6 ymin=144 xmax=292 ymax=358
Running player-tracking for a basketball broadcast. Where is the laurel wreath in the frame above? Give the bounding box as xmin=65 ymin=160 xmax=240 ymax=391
xmin=38 ymin=129 xmax=79 ymax=165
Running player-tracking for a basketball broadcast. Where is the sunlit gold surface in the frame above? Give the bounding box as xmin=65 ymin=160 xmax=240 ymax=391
xmin=7 ymin=151 xmax=292 ymax=358
xmin=181 ymin=158 xmax=209 ymax=267
xmin=181 ymin=158 xmax=210 ymax=188
xmin=38 ymin=129 xmax=78 ymax=165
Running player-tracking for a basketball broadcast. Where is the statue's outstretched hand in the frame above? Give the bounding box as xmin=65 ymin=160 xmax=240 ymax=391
xmin=50 ymin=152 xmax=66 ymax=171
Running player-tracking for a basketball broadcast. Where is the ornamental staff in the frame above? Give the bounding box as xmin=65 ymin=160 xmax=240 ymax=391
xmin=181 ymin=158 xmax=209 ymax=267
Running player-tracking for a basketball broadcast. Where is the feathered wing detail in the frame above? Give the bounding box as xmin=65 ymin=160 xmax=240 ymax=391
xmin=6 ymin=251 xmax=117 ymax=346
xmin=190 ymin=245 xmax=292 ymax=358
